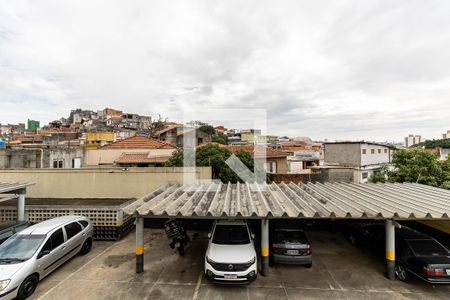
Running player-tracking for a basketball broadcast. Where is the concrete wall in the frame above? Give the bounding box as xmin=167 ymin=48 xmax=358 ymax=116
xmin=0 ymin=167 xmax=212 ymax=199
xmin=324 ymin=144 xmax=361 ymax=167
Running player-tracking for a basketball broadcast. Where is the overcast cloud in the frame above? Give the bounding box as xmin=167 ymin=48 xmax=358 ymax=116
xmin=1 ymin=0 xmax=449 ymax=142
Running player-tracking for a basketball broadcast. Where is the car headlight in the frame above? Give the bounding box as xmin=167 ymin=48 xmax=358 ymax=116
xmin=0 ymin=279 xmax=11 ymax=292
xmin=247 ymin=257 xmax=256 ymax=264
xmin=206 ymin=256 xmax=216 ymax=265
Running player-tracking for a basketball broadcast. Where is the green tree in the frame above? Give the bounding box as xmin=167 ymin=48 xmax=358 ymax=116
xmin=165 ymin=144 xmax=258 ymax=183
xmin=198 ymin=125 xmax=216 ymax=136
xmin=382 ymin=149 xmax=450 ymax=189
xmin=369 ymin=171 xmax=386 ymax=183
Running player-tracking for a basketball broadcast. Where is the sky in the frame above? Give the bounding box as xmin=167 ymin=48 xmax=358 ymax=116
xmin=1 ymin=0 xmax=449 ymax=142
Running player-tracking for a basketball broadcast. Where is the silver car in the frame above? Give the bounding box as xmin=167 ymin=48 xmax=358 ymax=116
xmin=0 ymin=215 xmax=94 ymax=300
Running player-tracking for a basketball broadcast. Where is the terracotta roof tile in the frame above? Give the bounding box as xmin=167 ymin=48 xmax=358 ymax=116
xmin=101 ymin=136 xmax=176 ymax=150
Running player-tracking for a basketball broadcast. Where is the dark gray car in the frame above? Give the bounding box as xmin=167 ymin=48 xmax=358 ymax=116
xmin=270 ymin=229 xmax=312 ymax=267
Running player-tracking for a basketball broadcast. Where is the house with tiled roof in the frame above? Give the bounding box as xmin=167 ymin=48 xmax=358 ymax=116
xmin=84 ymin=136 xmax=177 ymax=167
xmin=154 ymin=125 xmax=212 ymax=147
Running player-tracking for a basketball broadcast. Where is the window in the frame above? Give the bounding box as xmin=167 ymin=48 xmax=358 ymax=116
xmin=65 ymin=222 xmax=83 ymax=240
xmin=212 ymin=225 xmax=250 ymax=245
xmin=79 ymin=220 xmax=89 ymax=228
xmin=371 ymin=149 xmax=375 ymax=154
xmin=384 ymin=149 xmax=388 ymax=153
xmin=407 ymin=240 xmax=448 ymax=256
xmin=265 ymin=161 xmax=277 ymax=173
xmin=41 ymin=238 xmax=52 ymax=253
xmin=53 ymin=159 xmax=64 ymax=168
xmin=50 ymin=228 xmax=65 ymax=249
xmin=362 ymin=172 xmax=368 ymax=179
xmin=0 ymin=234 xmax=46 ymax=261
xmin=378 ymin=149 xmax=381 ymax=154
xmin=0 ymin=230 xmax=14 ymax=244
xmin=362 ymin=149 xmax=366 ymax=155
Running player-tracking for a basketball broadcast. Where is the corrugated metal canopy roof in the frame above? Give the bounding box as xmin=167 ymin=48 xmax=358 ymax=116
xmin=0 ymin=182 xmax=34 ymax=194
xmin=122 ymin=182 xmax=450 ymax=220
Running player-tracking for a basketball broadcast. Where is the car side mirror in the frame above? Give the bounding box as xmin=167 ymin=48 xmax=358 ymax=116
xmin=251 ymin=233 xmax=255 ymax=239
xmin=207 ymin=233 xmax=212 ymax=239
xmin=38 ymin=250 xmax=51 ymax=259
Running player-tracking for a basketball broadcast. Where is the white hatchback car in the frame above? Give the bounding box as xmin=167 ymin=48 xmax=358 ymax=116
xmin=0 ymin=215 xmax=93 ymax=300
xmin=205 ymin=219 xmax=257 ymax=284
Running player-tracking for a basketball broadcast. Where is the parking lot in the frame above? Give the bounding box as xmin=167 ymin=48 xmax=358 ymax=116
xmin=30 ymin=228 xmax=450 ymax=300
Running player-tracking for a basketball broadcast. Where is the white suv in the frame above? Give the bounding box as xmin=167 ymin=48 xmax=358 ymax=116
xmin=205 ymin=220 xmax=257 ymax=284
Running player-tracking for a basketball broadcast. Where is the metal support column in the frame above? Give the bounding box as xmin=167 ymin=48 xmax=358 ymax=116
xmin=385 ymin=219 xmax=395 ymax=280
xmin=261 ymin=219 xmax=269 ymax=276
xmin=136 ymin=216 xmax=144 ymax=273
xmin=17 ymin=191 xmax=26 ymax=222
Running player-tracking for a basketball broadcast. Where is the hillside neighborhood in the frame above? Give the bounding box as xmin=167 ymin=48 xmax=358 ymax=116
xmin=1 ymin=108 xmax=450 ymax=188
xmin=1 ymin=1 xmax=450 ymax=299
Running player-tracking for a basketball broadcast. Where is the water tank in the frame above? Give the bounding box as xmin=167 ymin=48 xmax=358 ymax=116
xmin=0 ymin=140 xmax=5 ymax=148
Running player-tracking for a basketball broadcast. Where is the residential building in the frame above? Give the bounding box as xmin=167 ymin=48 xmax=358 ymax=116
xmin=287 ymin=151 xmax=320 ymax=174
xmin=120 ymin=113 xmax=152 ymax=130
xmin=185 ymin=120 xmax=209 ymax=128
xmin=102 ymin=108 xmax=123 ymax=121
xmin=404 ymin=134 xmax=423 ymax=147
xmin=442 ymin=130 xmax=450 ymax=139
xmin=27 ymin=119 xmax=40 ymax=131
xmin=84 ymin=136 xmax=177 ymax=166
xmin=69 ymin=109 xmax=97 ymax=124
xmin=428 ymin=147 xmax=450 ymax=161
xmin=324 ymin=141 xmax=395 ymax=183
xmin=154 ymin=125 xmax=211 ymax=147
xmin=226 ymin=145 xmax=288 ymax=174
xmin=255 ymin=135 xmax=279 ymax=145
xmin=240 ymin=129 xmax=261 ymax=144
xmin=214 ymin=126 xmax=225 ymax=133
xmin=0 ymin=145 xmax=84 ymax=169
xmin=85 ymin=132 xmax=116 ymax=148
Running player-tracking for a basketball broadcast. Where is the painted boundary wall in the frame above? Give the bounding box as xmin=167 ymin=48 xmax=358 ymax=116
xmin=0 ymin=167 xmax=212 ymax=199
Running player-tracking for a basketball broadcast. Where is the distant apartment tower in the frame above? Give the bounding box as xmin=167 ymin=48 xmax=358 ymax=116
xmin=404 ymin=134 xmax=423 ymax=147
xmin=442 ymin=130 xmax=450 ymax=139
xmin=27 ymin=119 xmax=40 ymax=131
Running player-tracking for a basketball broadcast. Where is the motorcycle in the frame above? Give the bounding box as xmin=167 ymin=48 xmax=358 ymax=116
xmin=164 ymin=219 xmax=190 ymax=256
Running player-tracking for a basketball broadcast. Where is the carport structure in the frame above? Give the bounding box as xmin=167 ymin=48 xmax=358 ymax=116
xmin=0 ymin=182 xmax=35 ymax=221
xmin=122 ymin=181 xmax=450 ymax=280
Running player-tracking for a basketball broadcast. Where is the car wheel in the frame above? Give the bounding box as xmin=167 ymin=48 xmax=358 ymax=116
xmin=348 ymin=234 xmax=357 ymax=246
xmin=395 ymin=265 xmax=410 ymax=282
xmin=17 ymin=275 xmax=39 ymax=300
xmin=79 ymin=238 xmax=92 ymax=255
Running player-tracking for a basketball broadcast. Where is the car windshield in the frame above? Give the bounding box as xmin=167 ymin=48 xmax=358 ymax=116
xmin=212 ymin=224 xmax=250 ymax=245
xmin=407 ymin=240 xmax=449 ymax=257
xmin=275 ymin=230 xmax=307 ymax=244
xmin=0 ymin=234 xmax=46 ymax=263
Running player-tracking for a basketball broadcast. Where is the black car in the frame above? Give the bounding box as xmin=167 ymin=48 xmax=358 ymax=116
xmin=0 ymin=221 xmax=30 ymax=244
xmin=347 ymin=223 xmax=450 ymax=284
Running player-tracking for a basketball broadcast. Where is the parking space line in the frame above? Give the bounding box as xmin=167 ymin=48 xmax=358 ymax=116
xmin=192 ymin=269 xmax=203 ymax=300
xmin=36 ymin=241 xmax=120 ymax=300
xmin=326 ymin=270 xmax=343 ymax=290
